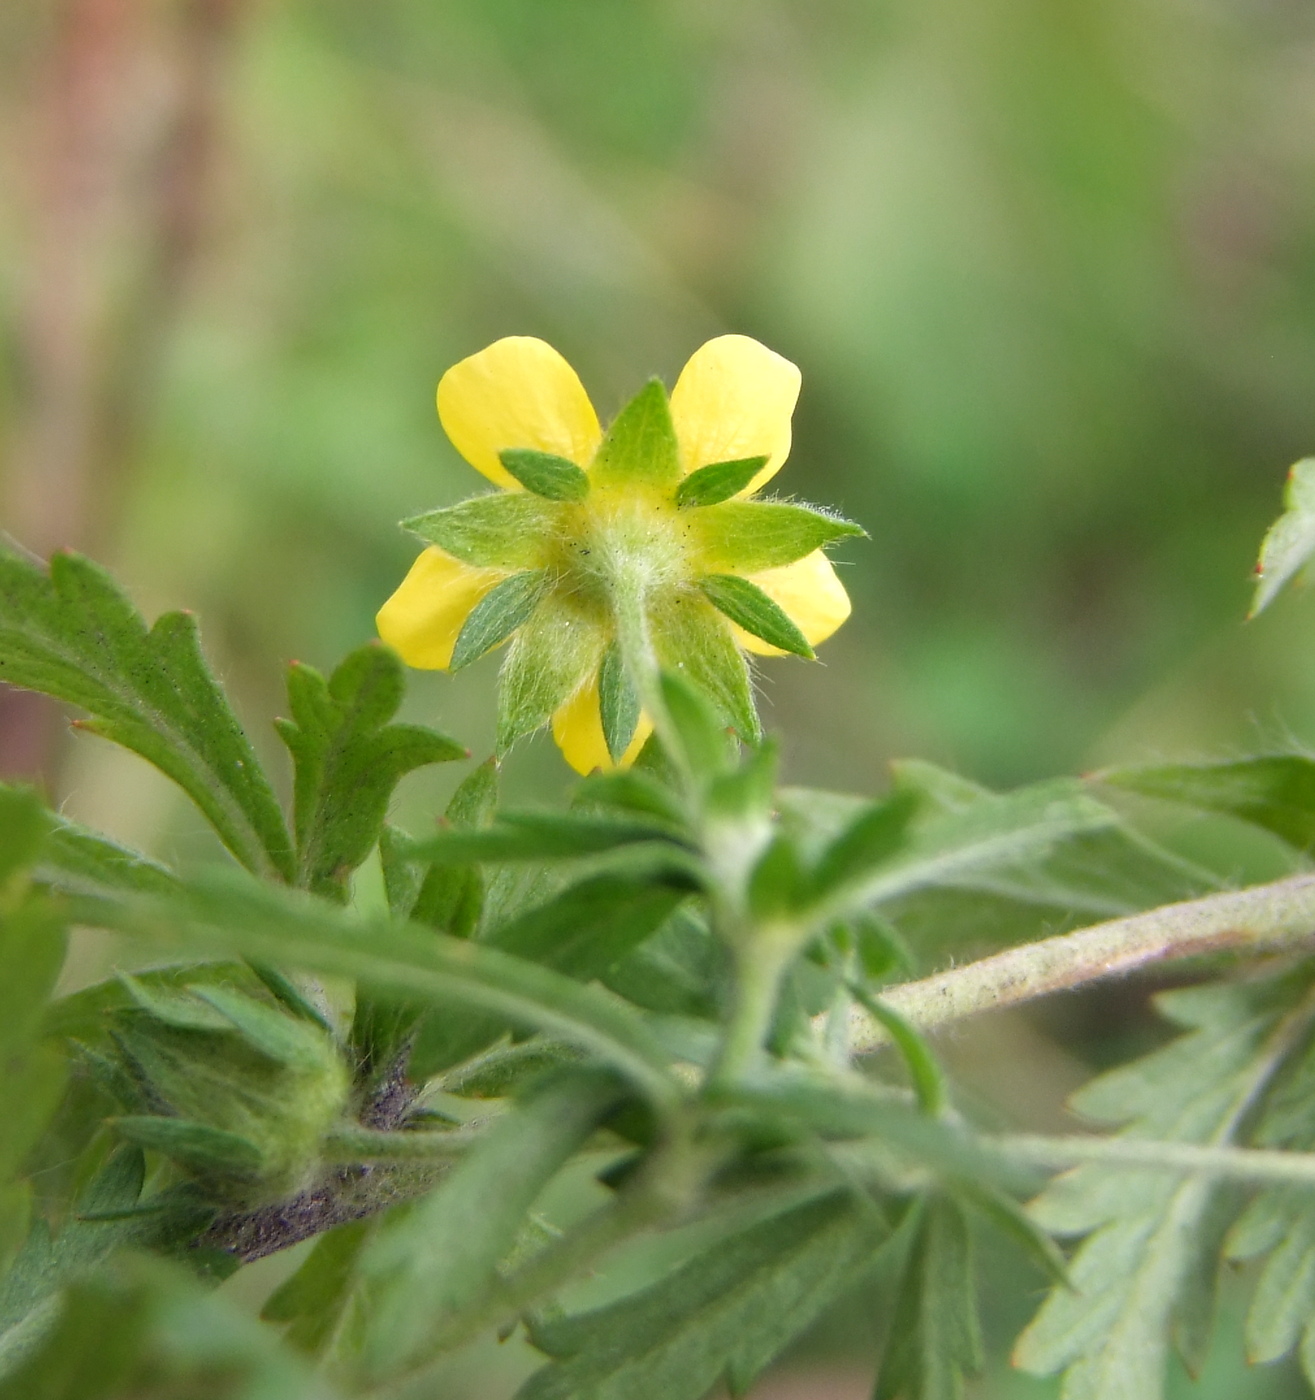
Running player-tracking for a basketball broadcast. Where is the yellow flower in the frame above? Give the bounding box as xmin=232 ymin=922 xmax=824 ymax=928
xmin=377 ymin=335 xmax=860 ymax=774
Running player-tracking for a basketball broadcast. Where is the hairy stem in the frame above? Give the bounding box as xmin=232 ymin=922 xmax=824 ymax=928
xmin=852 ymin=873 xmax=1315 ymax=1053
xmin=992 ymin=1133 xmax=1315 ymax=1187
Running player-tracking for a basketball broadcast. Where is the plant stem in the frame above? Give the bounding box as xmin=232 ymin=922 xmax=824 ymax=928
xmin=851 ymin=874 xmax=1315 ymax=1053
xmin=707 ymin=936 xmax=793 ymax=1090
xmin=991 ymin=1132 xmax=1315 ymax=1187
xmin=323 ymin=1124 xmax=483 ymax=1163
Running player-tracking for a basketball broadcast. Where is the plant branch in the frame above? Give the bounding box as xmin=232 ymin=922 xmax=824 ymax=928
xmin=991 ymin=1132 xmax=1315 ymax=1187
xmin=851 ymin=873 xmax=1315 ymax=1053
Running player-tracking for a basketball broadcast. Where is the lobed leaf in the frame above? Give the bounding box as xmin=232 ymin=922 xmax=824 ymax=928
xmin=0 ymin=548 xmax=293 ymax=879
xmin=519 ymin=1189 xmax=890 ymax=1400
xmin=1251 ymin=457 xmax=1315 ymax=616
xmin=276 ymin=644 xmax=465 ymax=899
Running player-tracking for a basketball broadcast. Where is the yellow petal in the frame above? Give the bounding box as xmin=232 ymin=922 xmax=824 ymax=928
xmin=732 ymin=551 xmax=852 ymax=657
xmin=669 ymin=335 xmax=801 ymax=496
xmin=551 ymin=675 xmax=654 ymax=775
xmin=437 ymin=337 xmax=602 ymax=490
xmin=376 ymin=547 xmax=505 ymax=670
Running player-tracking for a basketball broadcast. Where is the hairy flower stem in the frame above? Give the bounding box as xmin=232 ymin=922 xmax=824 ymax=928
xmin=851 ymin=873 xmax=1315 ymax=1053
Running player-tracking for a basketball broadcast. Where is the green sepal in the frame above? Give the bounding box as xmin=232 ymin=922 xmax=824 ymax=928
xmin=275 ymin=644 xmax=465 ymax=899
xmin=110 ymin=1116 xmax=266 ymax=1180
xmin=690 ymin=500 xmax=864 ymax=572
xmin=698 ymin=573 xmax=813 ymax=658
xmin=498 ymin=450 xmax=591 ymax=501
xmin=496 ymin=594 xmax=605 ymax=752
xmin=650 ymin=592 xmax=759 ymax=743
xmin=450 ymin=570 xmax=549 ymax=673
xmin=598 ymin=642 xmax=640 ymax=763
xmin=591 ymin=380 xmax=680 ymax=490
xmin=675 ymin=456 xmax=769 ymax=508
xmin=188 ymin=984 xmax=333 ymax=1072
xmin=403 ymin=493 xmax=557 ymax=569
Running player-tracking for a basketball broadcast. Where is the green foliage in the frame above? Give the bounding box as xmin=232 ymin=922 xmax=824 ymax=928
xmin=497 ymin=594 xmax=605 ymax=752
xmin=0 ymin=548 xmax=292 ymax=880
xmin=1016 ymin=970 xmax=1315 ymax=1400
xmin=276 ymin=644 xmax=464 ymax=898
xmin=404 ymin=493 xmax=556 ymax=568
xmin=689 ymin=500 xmax=865 ymax=572
xmin=590 ymin=380 xmax=680 ymax=489
xmin=450 ymin=571 xmax=550 ymax=673
xmin=1252 ymin=458 xmax=1315 ymax=616
xmin=675 ymin=456 xmax=769 ymax=508
xmin=499 ymin=450 xmax=592 ymax=501
xmin=1104 ymin=755 xmax=1315 ymax=854
xmin=520 ymin=1190 xmax=891 ymax=1400
xmin=698 ymin=573 xmax=815 ymax=657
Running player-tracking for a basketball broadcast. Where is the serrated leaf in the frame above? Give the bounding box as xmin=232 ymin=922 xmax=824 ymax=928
xmin=451 ymin=570 xmax=550 ymax=672
xmin=362 ymin=1068 xmax=626 ymax=1376
xmin=690 ymin=500 xmax=864 ymax=572
xmin=276 ymin=644 xmax=464 ymax=899
xmin=599 ymin=642 xmax=640 ymax=763
xmin=1252 ymin=457 xmax=1315 ymax=616
xmin=519 ymin=1189 xmax=889 ymax=1400
xmin=1103 ymin=755 xmax=1315 ymax=854
xmin=699 ymin=573 xmax=814 ymax=657
xmin=0 ymin=548 xmax=293 ymax=880
xmin=403 ymin=492 xmax=557 ymax=568
xmin=875 ymin=1196 xmax=982 ymax=1400
xmin=675 ymin=456 xmax=769 ymax=507
xmin=497 ymin=594 xmax=606 ymax=752
xmin=1014 ymin=969 xmax=1315 ymax=1400
xmin=92 ymin=873 xmax=682 ymax=1109
xmin=650 ymin=595 xmax=758 ymax=744
xmin=591 ymin=380 xmax=680 ymax=489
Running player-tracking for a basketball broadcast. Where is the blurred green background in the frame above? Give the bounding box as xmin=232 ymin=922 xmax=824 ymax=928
xmin=5 ymin=1 xmax=1315 ymax=1395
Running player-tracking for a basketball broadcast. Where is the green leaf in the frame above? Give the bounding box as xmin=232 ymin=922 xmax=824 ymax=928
xmin=675 ymin=456 xmax=769 ymax=508
xmin=490 ymin=875 xmax=686 ymax=981
xmin=748 ymin=835 xmax=811 ymax=920
xmin=0 ymin=787 xmax=49 ymax=892
xmin=847 ymin=983 xmax=946 ymax=1117
xmin=0 ymin=548 xmax=293 ymax=880
xmin=591 ymin=380 xmax=680 ymax=489
xmin=689 ymin=500 xmax=864 ymax=572
xmin=404 ymin=491 xmax=557 ymax=568
xmin=93 ymin=874 xmax=682 ymax=1109
xmin=519 ymin=1190 xmax=890 ymax=1400
xmin=362 ymin=1068 xmax=627 ymax=1376
xmin=599 ymin=642 xmax=641 ymax=763
xmin=600 ymin=908 xmax=725 ymax=1020
xmin=406 ymin=808 xmax=683 ymax=866
xmin=499 ymin=449 xmax=592 ymax=501
xmin=1102 ymin=755 xmax=1315 ymax=854
xmin=874 ymin=1196 xmax=983 ymax=1400
xmin=275 ymin=644 xmax=464 ymax=899
xmin=261 ymin=1218 xmax=374 ymax=1357
xmin=39 ymin=819 xmax=177 ymax=898
xmin=650 ymin=595 xmax=758 ymax=744
xmin=1252 ymin=457 xmax=1315 ymax=616
xmin=1014 ymin=969 xmax=1315 ymax=1400
xmin=451 ymin=570 xmax=550 ymax=672
xmin=409 ymin=756 xmax=501 ymax=934
xmin=497 ymin=594 xmax=606 ymax=751
xmin=573 ymin=769 xmax=688 ymax=829
xmin=0 ymin=1146 xmax=147 ymax=1372
xmin=809 ymin=789 xmax=918 ymax=897
xmin=111 ymin=1117 xmax=266 ymax=1179
xmin=698 ymin=573 xmax=814 ymax=658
